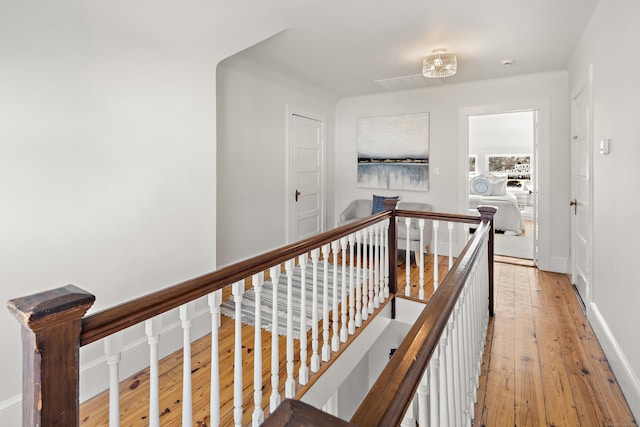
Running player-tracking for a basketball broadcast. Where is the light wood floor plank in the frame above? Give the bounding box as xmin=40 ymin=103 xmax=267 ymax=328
xmin=480 ymin=262 xmax=517 ymax=426
xmin=473 ymin=265 xmax=636 ymax=427
xmin=513 ymin=264 xmax=546 ymax=426
xmin=529 ymin=267 xmax=581 ymax=427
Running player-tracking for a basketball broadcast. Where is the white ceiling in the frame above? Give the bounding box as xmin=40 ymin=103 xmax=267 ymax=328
xmin=230 ymin=0 xmax=599 ymax=97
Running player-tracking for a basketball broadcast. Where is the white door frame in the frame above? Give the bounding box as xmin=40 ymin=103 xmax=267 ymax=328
xmin=570 ymin=66 xmax=594 ymax=308
xmin=285 ymin=105 xmax=326 ymax=243
xmin=459 ymin=100 xmax=550 ymax=267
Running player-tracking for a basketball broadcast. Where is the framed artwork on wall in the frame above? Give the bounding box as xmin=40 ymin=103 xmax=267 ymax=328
xmin=356 ymin=112 xmax=429 ymax=191
xmin=469 ymin=155 xmax=477 ymax=175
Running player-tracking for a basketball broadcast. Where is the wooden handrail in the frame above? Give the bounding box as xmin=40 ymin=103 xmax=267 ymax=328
xmin=395 ymin=209 xmax=483 ymax=224
xmin=349 ymin=219 xmax=491 ymax=426
xmin=264 ymin=398 xmax=356 ymax=426
xmin=82 ymin=208 xmax=485 ymax=346
xmin=81 ymin=211 xmax=392 ymax=345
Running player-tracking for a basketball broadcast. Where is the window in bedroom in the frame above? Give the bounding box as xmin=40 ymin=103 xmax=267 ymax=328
xmin=487 ymin=154 xmax=531 ymax=179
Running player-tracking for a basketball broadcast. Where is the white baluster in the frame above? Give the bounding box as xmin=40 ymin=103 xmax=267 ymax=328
xmin=285 ymin=259 xmax=296 ymax=398
xmin=439 ymin=331 xmax=449 ymax=427
xmin=232 ymin=280 xmax=245 ymax=427
xmin=475 ymin=257 xmax=486 ymax=405
xmin=405 ymin=217 xmax=411 ymax=296
xmin=298 ymin=255 xmax=309 ymax=385
xmin=462 ymin=284 xmax=473 ymax=424
xmin=347 ymin=233 xmax=356 ymax=335
xmin=469 ymin=267 xmax=480 ymax=408
xmin=474 ymin=263 xmax=484 ymax=396
xmin=368 ymin=225 xmax=378 ymax=308
xmin=323 ymin=391 xmax=339 ymax=417
xmin=145 ymin=316 xmax=163 ymax=427
xmin=310 ymin=249 xmax=320 ymax=372
xmin=355 ymin=230 xmax=363 ymax=327
xmin=459 ymin=285 xmax=469 ymax=425
xmin=361 ymin=229 xmax=369 ymax=322
xmin=448 ymin=221 xmax=455 ymax=269
xmin=368 ymin=226 xmax=375 ymax=314
xmin=322 ymin=244 xmax=331 ymax=361
xmin=104 ymin=332 xmax=123 ymax=427
xmin=180 ymin=302 xmax=195 ymax=427
xmin=433 ymin=220 xmax=440 ymax=291
xmin=208 ymin=290 xmax=222 ymax=427
xmin=269 ymin=266 xmax=281 ymax=412
xmin=374 ymin=223 xmax=381 ymax=307
xmin=252 ymin=273 xmax=265 ymax=426
xmin=446 ymin=321 xmax=456 ymax=426
xmin=451 ymin=302 xmax=462 ymax=427
xmin=430 ymin=342 xmax=440 ymax=427
xmin=480 ymin=248 xmax=489 ymax=359
xmin=383 ymin=219 xmax=390 ymax=299
xmin=418 ymin=219 xmax=425 ymax=300
xmin=469 ymin=278 xmax=477 ymax=416
xmin=340 ymin=236 xmax=348 ymax=342
xmin=417 ymin=369 xmax=429 ymax=427
xmin=331 ymin=240 xmax=340 ymax=352
xmin=400 ymin=398 xmax=416 ymax=427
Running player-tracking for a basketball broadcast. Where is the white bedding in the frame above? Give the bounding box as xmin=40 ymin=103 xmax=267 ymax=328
xmin=469 ymin=193 xmax=525 ymax=235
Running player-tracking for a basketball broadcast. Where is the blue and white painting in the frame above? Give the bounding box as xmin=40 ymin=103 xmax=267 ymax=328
xmin=357 ymin=112 xmax=429 ymax=191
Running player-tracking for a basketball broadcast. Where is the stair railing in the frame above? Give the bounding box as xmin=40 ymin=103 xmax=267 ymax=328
xmin=6 ymin=203 xmax=494 ymax=427
xmin=264 ymin=205 xmax=496 ymax=426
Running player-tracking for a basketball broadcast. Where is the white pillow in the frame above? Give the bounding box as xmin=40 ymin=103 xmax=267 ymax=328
xmin=489 ymin=175 xmax=507 ymax=196
xmin=470 ymin=176 xmax=491 ymax=195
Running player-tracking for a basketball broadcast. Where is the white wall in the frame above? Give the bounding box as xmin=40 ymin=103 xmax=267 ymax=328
xmin=216 ymin=54 xmax=338 ymax=266
xmin=334 ymin=72 xmax=570 ymax=272
xmin=568 ymin=0 xmax=640 ymax=418
xmin=0 ymin=1 xmax=292 ymax=423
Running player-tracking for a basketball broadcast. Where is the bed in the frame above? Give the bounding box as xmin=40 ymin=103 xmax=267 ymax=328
xmin=469 ymin=175 xmax=525 ymax=235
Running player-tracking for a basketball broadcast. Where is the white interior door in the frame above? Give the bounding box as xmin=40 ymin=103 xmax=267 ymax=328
xmin=289 ymin=112 xmax=324 ymax=242
xmin=571 ymin=81 xmax=592 ymax=305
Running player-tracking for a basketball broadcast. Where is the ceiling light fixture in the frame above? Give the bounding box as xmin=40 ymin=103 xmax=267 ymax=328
xmin=422 ymin=49 xmax=457 ymax=78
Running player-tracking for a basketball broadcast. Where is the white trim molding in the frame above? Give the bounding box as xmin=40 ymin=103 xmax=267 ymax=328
xmin=588 ymin=302 xmax=640 ymax=420
xmin=459 ymin=100 xmax=553 ymax=270
xmin=0 ymin=394 xmax=21 ymax=425
xmin=284 ymin=105 xmax=327 ymax=244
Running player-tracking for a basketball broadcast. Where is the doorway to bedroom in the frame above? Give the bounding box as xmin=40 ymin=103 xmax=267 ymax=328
xmin=468 ymin=110 xmax=537 ymax=262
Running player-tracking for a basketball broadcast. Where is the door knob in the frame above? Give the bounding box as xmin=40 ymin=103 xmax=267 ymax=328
xmin=295 ymin=189 xmax=301 ymax=202
xmin=569 ymin=199 xmax=577 ymax=215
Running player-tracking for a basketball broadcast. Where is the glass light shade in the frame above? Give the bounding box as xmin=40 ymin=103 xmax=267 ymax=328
xmin=422 ymin=49 xmax=457 ymax=78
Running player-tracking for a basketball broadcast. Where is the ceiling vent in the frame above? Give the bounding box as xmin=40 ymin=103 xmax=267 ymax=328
xmin=374 ymin=74 xmax=444 ymax=91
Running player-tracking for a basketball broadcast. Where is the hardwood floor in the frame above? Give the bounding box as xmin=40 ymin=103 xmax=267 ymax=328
xmin=79 ymin=257 xmax=637 ymax=426
xmin=473 ymin=263 xmax=636 ymax=427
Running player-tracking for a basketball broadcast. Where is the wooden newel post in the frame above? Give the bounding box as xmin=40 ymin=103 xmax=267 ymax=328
xmin=383 ymin=198 xmax=399 ymax=318
xmin=477 ymin=206 xmax=497 ymax=317
xmin=7 ymin=285 xmax=95 ymax=427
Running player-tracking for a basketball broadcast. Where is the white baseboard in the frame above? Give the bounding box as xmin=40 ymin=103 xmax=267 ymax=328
xmin=0 ymin=394 xmax=21 ymax=425
xmin=587 ymin=302 xmax=640 ymax=421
